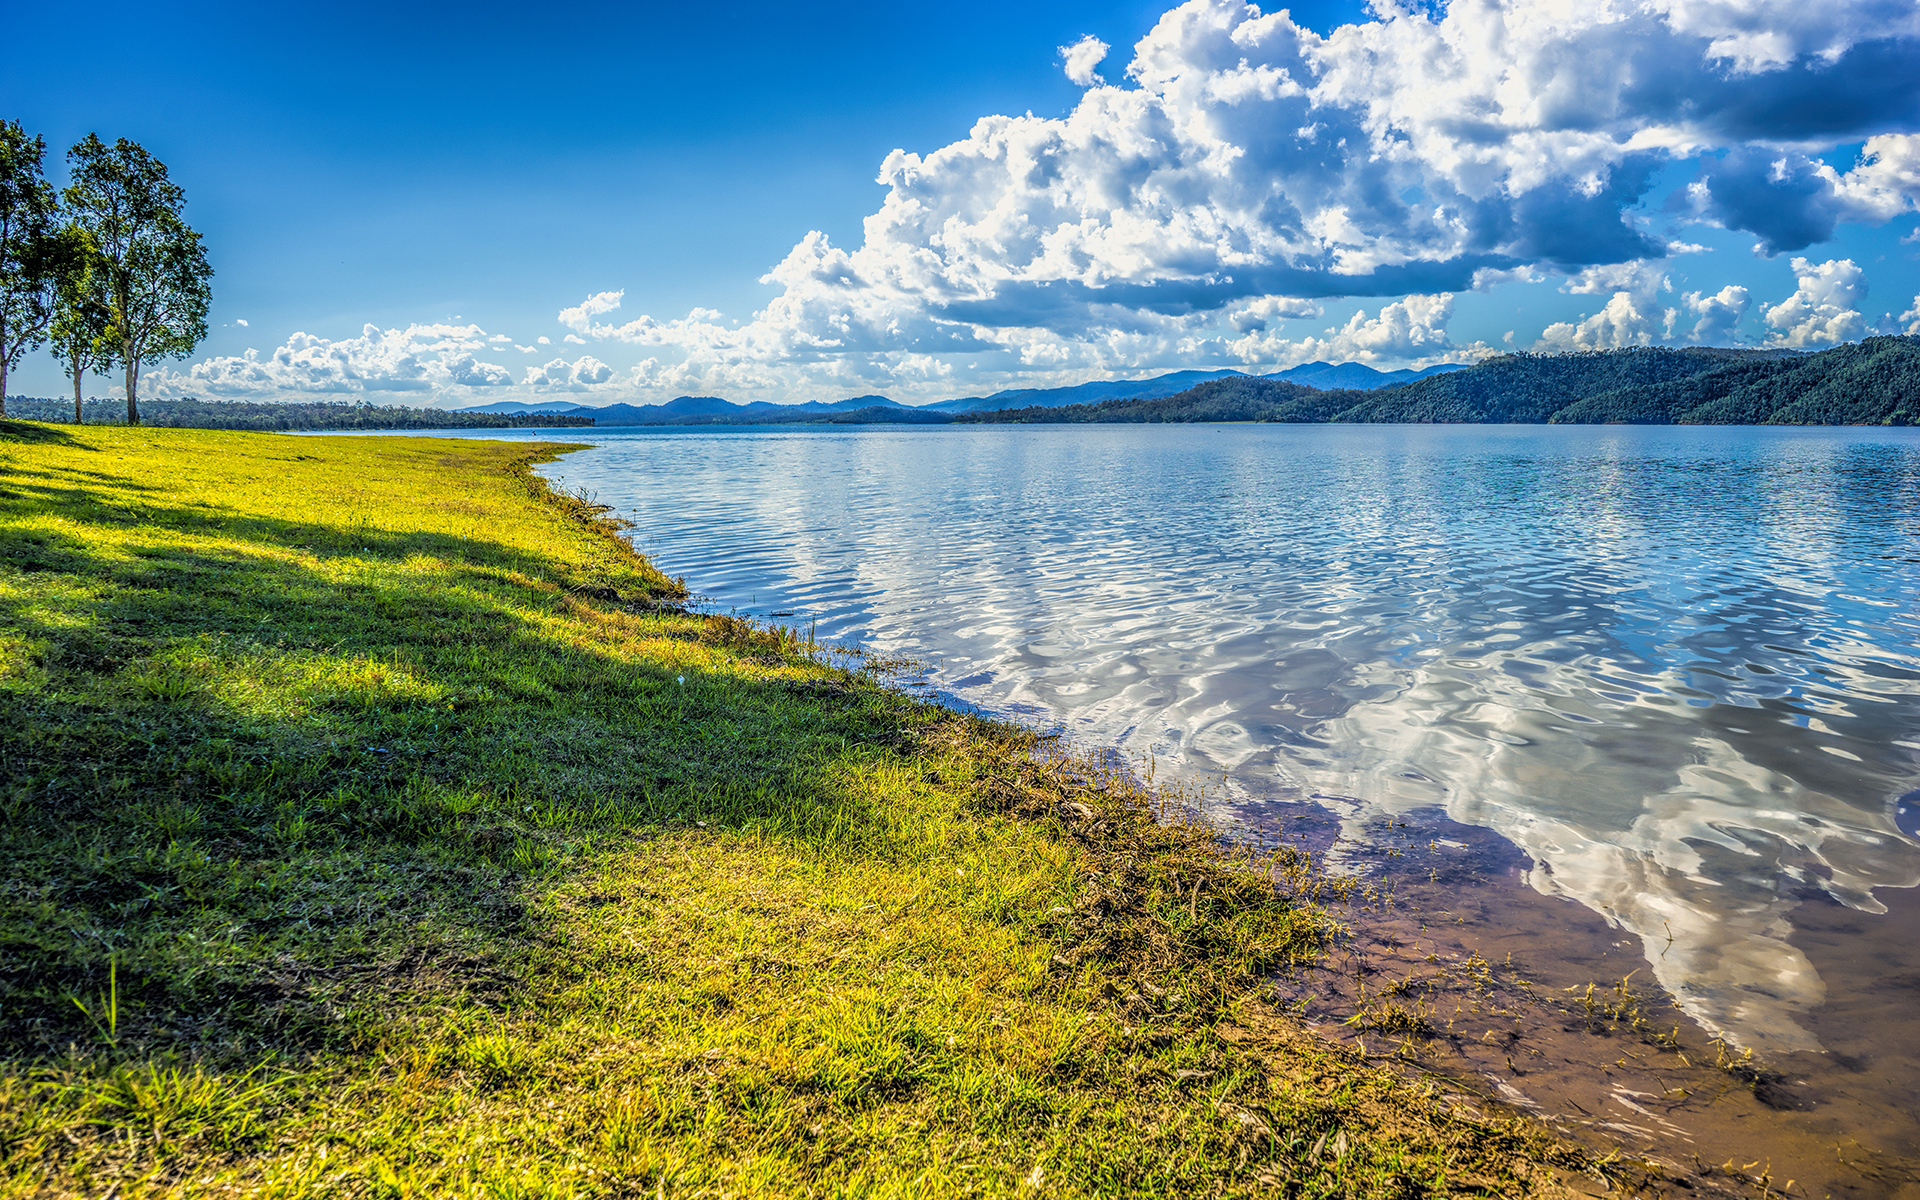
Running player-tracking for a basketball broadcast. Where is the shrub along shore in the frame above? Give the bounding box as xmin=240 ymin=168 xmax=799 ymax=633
xmin=1 ymin=424 xmax=1687 ymax=1197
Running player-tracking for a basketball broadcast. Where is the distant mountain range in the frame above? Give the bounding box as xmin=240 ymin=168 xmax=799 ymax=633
xmin=921 ymin=369 xmax=1245 ymax=413
xmin=454 ymin=361 xmax=1468 ymax=425
xmin=1278 ymin=361 xmax=1470 ymax=390
xmin=921 ymin=361 xmax=1462 ymax=413
xmin=447 ymin=341 xmax=1919 ymax=428
xmin=957 ymin=338 xmax=1920 ymax=427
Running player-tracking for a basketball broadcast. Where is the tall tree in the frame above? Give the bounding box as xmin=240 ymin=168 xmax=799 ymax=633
xmin=0 ymin=121 xmax=60 ymax=420
xmin=48 ymin=225 xmax=114 ymax=424
xmin=64 ymin=135 xmax=211 ymax=426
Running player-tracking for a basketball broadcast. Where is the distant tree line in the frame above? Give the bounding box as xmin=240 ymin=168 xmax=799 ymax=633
xmin=604 ymin=404 xmax=955 ymax=426
xmin=0 ymin=121 xmax=211 ymax=425
xmin=1 ymin=395 xmax=593 ymax=431
xmin=959 ymin=339 xmax=1920 ymax=427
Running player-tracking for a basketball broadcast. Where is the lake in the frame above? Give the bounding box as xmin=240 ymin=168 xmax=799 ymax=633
xmin=522 ymin=422 xmax=1920 ymax=1042
xmin=440 ymin=419 xmax=1919 ymax=1176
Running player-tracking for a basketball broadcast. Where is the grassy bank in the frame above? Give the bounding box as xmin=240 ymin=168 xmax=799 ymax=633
xmin=0 ymin=423 xmax=1625 ymax=1197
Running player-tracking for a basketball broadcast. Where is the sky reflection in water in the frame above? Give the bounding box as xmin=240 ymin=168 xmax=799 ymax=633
xmin=540 ymin=423 xmax=1920 ymax=1053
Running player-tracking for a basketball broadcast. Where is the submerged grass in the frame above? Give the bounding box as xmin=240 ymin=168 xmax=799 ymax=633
xmin=0 ymin=422 xmax=1636 ymax=1197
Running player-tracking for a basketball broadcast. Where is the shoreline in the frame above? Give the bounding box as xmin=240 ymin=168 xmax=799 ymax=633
xmin=0 ymin=421 xmax=1761 ymax=1196
xmin=1233 ymin=798 xmax=1920 ymax=1198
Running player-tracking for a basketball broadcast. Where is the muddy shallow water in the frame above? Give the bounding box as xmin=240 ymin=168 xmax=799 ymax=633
xmin=466 ymin=420 xmax=1920 ymax=1188
xmin=1236 ymin=798 xmax=1920 ymax=1198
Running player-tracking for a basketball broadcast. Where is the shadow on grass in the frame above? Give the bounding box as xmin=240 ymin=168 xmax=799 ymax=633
xmin=0 ymin=463 xmax=912 ymax=1067
xmin=0 ymin=432 xmax=1623 ymax=1200
xmin=0 ymin=420 xmax=82 ymax=447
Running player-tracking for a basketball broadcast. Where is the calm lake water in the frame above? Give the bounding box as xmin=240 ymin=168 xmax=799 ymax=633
xmin=512 ymin=422 xmax=1920 ymax=1064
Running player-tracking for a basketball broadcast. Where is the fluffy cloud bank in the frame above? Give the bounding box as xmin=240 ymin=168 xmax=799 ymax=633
xmin=1764 ymin=257 xmax=1869 ymax=347
xmin=1686 ymin=135 xmax=1920 ymax=255
xmin=151 ymin=0 xmax=1919 ymax=405
xmin=153 ymin=323 xmax=617 ymax=403
xmin=1534 ymin=261 xmax=1673 ymax=351
xmin=1682 ymin=285 xmax=1752 ymax=344
xmin=1229 ymin=293 xmax=1488 ymax=363
xmin=164 ymin=324 xmax=513 ymax=397
xmin=523 ymin=355 xmax=614 ymax=390
xmin=553 ymin=0 xmax=1919 ymax=399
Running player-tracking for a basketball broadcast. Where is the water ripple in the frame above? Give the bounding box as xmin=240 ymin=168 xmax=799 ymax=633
xmin=540 ymin=422 xmax=1920 ymax=1053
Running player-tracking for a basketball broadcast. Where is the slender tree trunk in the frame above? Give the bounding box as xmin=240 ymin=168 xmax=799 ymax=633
xmin=124 ymin=349 xmax=138 ymax=427
xmin=1 ymin=322 xmax=9 ymax=419
xmin=73 ymin=365 xmax=84 ymax=424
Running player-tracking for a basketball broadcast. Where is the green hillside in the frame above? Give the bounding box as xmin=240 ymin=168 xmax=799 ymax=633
xmin=1554 ymin=338 xmax=1920 ymax=425
xmin=951 ymin=376 xmax=1358 ymax=424
xmin=960 ymin=338 xmax=1920 ymax=426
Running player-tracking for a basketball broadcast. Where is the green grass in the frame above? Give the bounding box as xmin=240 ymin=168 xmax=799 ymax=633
xmin=0 ymin=422 xmax=1622 ymax=1197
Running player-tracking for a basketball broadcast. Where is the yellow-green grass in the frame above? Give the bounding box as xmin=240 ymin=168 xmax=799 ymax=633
xmin=0 ymin=422 xmax=1623 ymax=1198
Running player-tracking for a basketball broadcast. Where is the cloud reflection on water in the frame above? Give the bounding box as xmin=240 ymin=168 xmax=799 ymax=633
xmin=546 ymin=423 xmax=1920 ymax=1053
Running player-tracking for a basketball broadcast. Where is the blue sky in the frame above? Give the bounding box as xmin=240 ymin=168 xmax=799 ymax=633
xmin=6 ymin=0 xmax=1919 ymax=406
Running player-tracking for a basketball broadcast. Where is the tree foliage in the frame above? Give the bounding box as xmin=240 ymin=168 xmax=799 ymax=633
xmin=1571 ymin=338 xmax=1920 ymax=426
xmin=0 ymin=120 xmax=61 ymax=418
xmin=63 ymin=134 xmax=212 ymax=426
xmin=46 ymin=224 xmax=116 ymax=424
xmin=957 ymin=376 xmax=1356 ymax=424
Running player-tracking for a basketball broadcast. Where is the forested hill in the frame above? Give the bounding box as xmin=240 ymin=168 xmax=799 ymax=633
xmin=952 ymin=376 xmax=1350 ymax=425
xmin=957 ymin=338 xmax=1920 ymax=426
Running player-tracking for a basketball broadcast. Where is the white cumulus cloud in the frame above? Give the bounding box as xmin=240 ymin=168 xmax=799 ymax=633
xmin=552 ymin=0 xmax=1918 ymax=401
xmin=1562 ymin=261 xmax=1672 ymax=300
xmin=1537 ymin=293 xmax=1663 ymax=352
xmin=524 ymin=355 xmax=615 ymax=390
xmin=159 ymin=0 xmax=1920 ymax=405
xmin=1228 ymin=295 xmax=1322 ymax=333
xmin=1060 ymin=35 xmax=1110 ymax=87
xmin=1242 ymin=294 xmax=1489 ymax=365
xmin=1764 ymin=258 xmax=1868 ymax=348
xmin=1682 ymin=285 xmax=1752 ymax=343
xmin=1901 ymin=296 xmax=1920 ymax=336
xmin=159 ymin=323 xmax=516 ymax=399
xmin=1688 ymin=134 xmax=1920 ymax=254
